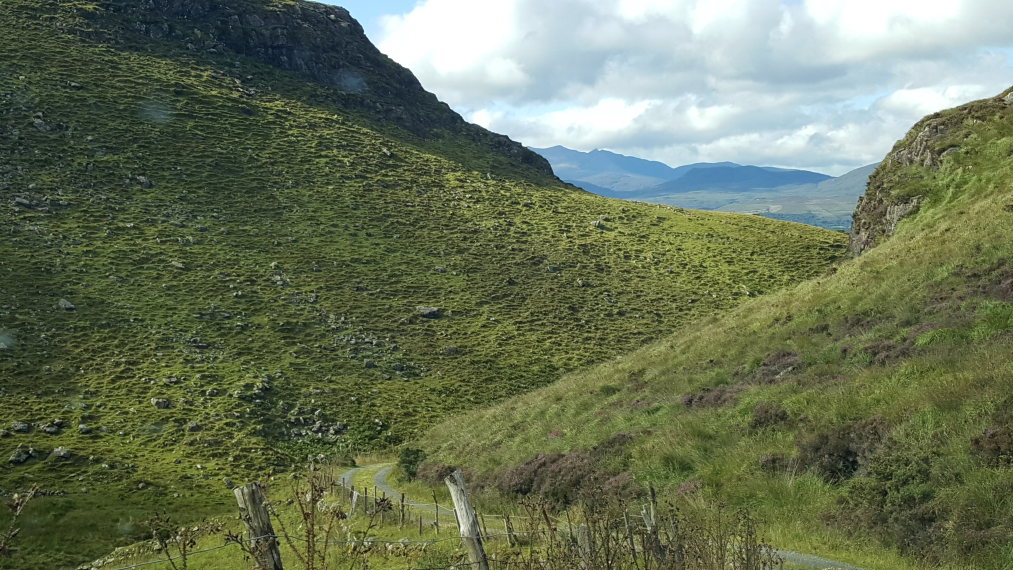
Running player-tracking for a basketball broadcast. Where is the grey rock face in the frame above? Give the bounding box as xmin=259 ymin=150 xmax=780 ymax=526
xmin=849 ymin=87 xmax=1013 ymax=255
xmin=85 ymin=0 xmax=552 ymax=175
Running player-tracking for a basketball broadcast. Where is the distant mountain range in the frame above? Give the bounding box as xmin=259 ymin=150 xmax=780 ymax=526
xmin=532 ymin=145 xmax=876 ymax=230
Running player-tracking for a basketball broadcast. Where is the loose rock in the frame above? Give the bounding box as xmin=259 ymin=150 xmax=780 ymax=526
xmin=9 ymin=446 xmax=30 ymax=464
xmin=151 ymin=398 xmax=171 ymax=409
xmin=58 ymin=299 xmax=76 ymax=311
xmin=417 ymin=306 xmax=442 ymax=319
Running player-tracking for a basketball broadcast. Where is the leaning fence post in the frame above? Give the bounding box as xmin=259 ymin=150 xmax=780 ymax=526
xmin=234 ymin=482 xmax=284 ymax=570
xmin=444 ymin=470 xmax=490 ymax=570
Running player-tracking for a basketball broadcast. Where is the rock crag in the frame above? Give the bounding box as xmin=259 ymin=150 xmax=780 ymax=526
xmin=80 ymin=0 xmax=552 ymax=175
xmin=849 ymin=86 xmax=1013 ymax=255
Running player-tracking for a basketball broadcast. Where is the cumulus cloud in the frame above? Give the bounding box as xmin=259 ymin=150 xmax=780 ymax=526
xmin=374 ymin=0 xmax=1013 ymax=174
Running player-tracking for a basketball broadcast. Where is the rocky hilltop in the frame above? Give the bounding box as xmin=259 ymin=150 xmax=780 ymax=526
xmin=73 ymin=0 xmax=552 ymax=174
xmin=849 ymin=86 xmax=1013 ymax=254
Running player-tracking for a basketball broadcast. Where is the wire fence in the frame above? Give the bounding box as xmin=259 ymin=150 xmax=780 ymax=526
xmin=108 ymin=467 xmax=801 ymax=570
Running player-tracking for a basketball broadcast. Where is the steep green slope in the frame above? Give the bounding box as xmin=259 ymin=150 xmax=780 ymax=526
xmin=421 ymin=89 xmax=1013 ymax=569
xmin=0 ymin=1 xmax=844 ymax=567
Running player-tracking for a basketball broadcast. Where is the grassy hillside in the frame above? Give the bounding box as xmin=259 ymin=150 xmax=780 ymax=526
xmin=0 ymin=1 xmax=844 ymax=567
xmin=421 ymin=90 xmax=1013 ymax=569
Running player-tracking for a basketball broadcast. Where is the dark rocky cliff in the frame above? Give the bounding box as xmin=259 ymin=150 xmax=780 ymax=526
xmin=77 ymin=0 xmax=553 ymax=175
xmin=849 ymin=86 xmax=1013 ymax=255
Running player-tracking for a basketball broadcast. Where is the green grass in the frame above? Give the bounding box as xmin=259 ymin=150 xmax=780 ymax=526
xmin=0 ymin=1 xmax=844 ymax=567
xmin=420 ymin=90 xmax=1013 ymax=569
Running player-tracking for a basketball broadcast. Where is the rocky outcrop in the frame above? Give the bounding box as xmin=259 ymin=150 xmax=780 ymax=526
xmin=849 ymin=86 xmax=1013 ymax=255
xmin=79 ymin=0 xmax=552 ymax=175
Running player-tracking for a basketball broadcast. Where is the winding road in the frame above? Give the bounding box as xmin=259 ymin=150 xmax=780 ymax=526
xmin=339 ymin=464 xmax=866 ymax=570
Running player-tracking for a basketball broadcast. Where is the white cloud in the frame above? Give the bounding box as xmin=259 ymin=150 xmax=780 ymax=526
xmin=373 ymin=0 xmax=1013 ymax=175
xmin=379 ymin=0 xmax=520 ymax=75
xmin=876 ymin=85 xmax=996 ymax=117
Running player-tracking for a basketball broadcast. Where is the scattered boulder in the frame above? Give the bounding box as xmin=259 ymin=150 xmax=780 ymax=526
xmin=13 ymin=197 xmax=33 ymax=209
xmin=443 ymin=345 xmax=459 ymax=355
xmin=205 ymin=389 xmax=219 ymax=397
xmin=9 ymin=446 xmax=30 ymax=464
xmin=363 ymin=359 xmax=377 ymax=369
xmin=11 ymin=421 xmax=31 ymax=433
xmin=41 ymin=423 xmax=60 ymax=435
xmin=57 ymin=299 xmax=76 ymax=311
xmin=170 ymin=261 xmax=186 ymax=270
xmin=78 ymin=424 xmax=93 ymax=434
xmin=417 ymin=306 xmax=442 ymax=319
xmin=151 ymin=398 xmax=171 ymax=409
xmin=223 ymin=477 xmax=235 ymax=489
xmin=53 ymin=447 xmax=72 ymax=459
xmin=185 ymin=422 xmax=202 ymax=432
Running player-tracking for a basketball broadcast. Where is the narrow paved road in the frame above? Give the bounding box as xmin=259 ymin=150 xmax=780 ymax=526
xmin=341 ymin=464 xmax=866 ymax=570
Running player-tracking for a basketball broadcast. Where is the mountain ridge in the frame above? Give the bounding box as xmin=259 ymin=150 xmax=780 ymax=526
xmin=533 ymin=145 xmax=872 ymax=229
xmin=63 ymin=0 xmax=553 ymax=176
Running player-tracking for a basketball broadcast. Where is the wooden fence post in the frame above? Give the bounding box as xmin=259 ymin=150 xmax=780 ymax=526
xmin=445 ymin=470 xmax=490 ymax=570
xmin=432 ymin=490 xmax=440 ymax=534
xmin=234 ymin=482 xmax=284 ymax=570
xmin=505 ymin=514 xmax=516 ymax=548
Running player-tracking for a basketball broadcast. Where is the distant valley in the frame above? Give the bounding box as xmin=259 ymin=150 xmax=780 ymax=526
xmin=533 ymin=145 xmax=876 ymax=230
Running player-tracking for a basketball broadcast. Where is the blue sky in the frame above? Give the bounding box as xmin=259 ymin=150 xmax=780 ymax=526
xmin=319 ymin=1 xmax=1013 ymax=175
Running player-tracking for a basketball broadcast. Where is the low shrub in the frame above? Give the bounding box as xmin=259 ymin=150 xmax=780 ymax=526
xmin=750 ymin=402 xmax=790 ymax=430
xmin=397 ymin=447 xmax=427 ymax=481
xmin=835 ymin=439 xmax=941 ymax=557
xmin=682 ymin=385 xmax=744 ymax=408
xmin=797 ymin=416 xmax=890 ymax=481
